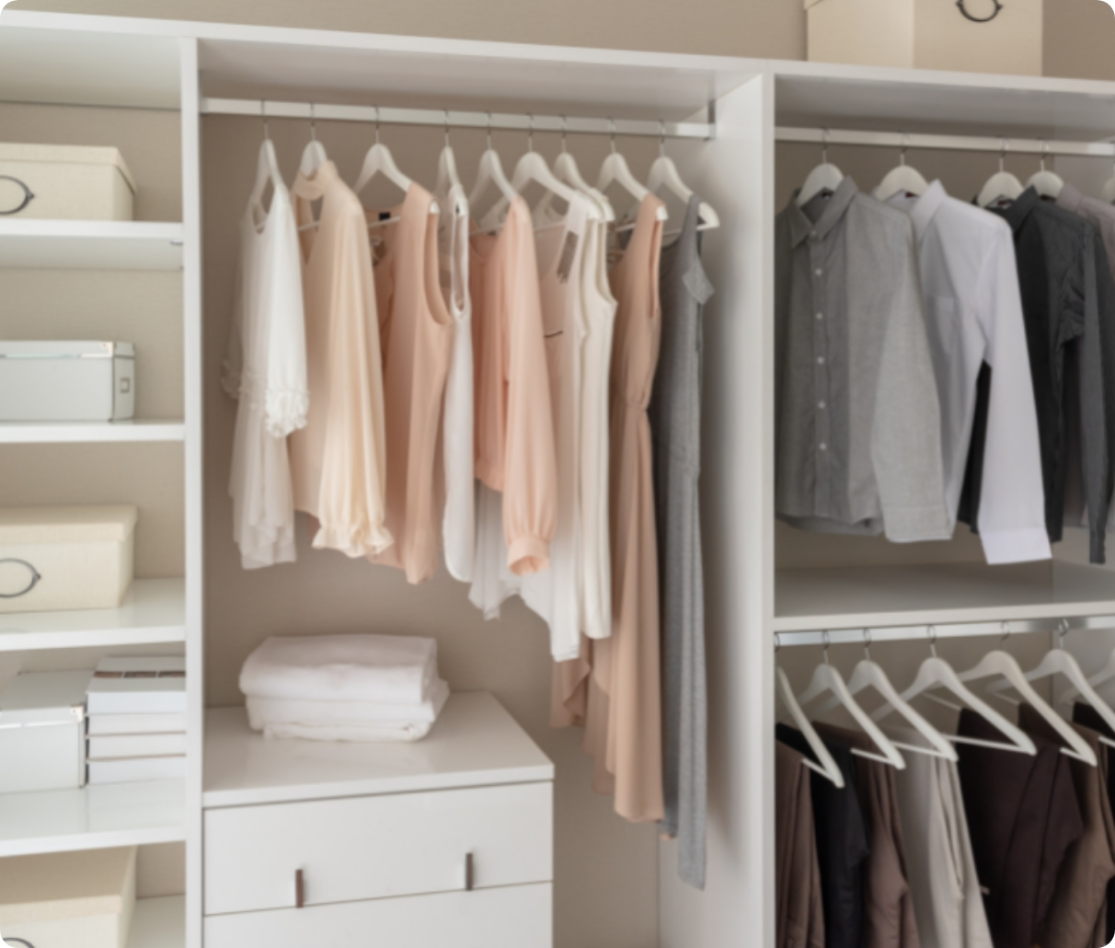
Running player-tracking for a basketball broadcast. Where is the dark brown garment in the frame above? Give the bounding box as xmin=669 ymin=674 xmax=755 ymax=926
xmin=1022 ymin=707 xmax=1115 ymax=948
xmin=816 ymin=723 xmax=921 ymax=948
xmin=956 ymin=708 xmax=1083 ymax=948
xmin=1074 ymin=701 xmax=1115 ymax=942
xmin=777 ymin=739 xmax=826 ymax=948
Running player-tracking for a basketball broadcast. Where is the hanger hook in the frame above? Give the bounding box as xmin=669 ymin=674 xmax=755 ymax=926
xmin=309 ymin=102 xmax=317 ymax=141
xmin=1001 ymin=620 xmax=1012 ymax=646
xmin=260 ymin=99 xmax=269 ymax=140
xmin=999 ymin=137 xmax=1008 ymax=174
xmin=927 ymin=624 xmax=938 ymax=659
xmin=821 ymin=127 xmax=829 ymax=165
xmin=486 ymin=111 xmax=493 ymax=151
xmin=1041 ymin=139 xmax=1049 ymax=173
xmin=375 ymin=106 xmax=381 ymax=146
xmin=561 ymin=115 xmax=568 ymax=154
xmin=774 ymin=632 xmax=782 ymax=655
xmin=659 ymin=119 xmax=667 ymax=159
xmin=1058 ymin=618 xmax=1070 ymax=650
xmin=863 ymin=627 xmax=872 ymax=662
xmin=900 ymin=132 xmax=909 ymax=167
xmin=444 ymin=109 xmax=451 ymax=149
xmin=527 ymin=113 xmax=534 ymax=154
xmin=609 ymin=117 xmax=617 ymax=155
xmin=822 ymin=629 xmax=831 ymax=665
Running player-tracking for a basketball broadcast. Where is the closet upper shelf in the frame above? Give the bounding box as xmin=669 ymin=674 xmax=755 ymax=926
xmin=0 ymin=421 xmax=186 ymax=444
xmin=0 ymin=221 xmax=184 ymax=271
xmin=774 ymin=561 xmax=1115 ymax=632
xmin=0 ymin=578 xmax=185 ymax=653
xmin=0 ymin=778 xmax=185 ymax=858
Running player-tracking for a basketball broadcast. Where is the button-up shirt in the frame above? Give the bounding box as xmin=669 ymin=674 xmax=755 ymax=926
xmin=885 ymin=181 xmax=1049 ymax=564
xmin=963 ymin=187 xmax=1114 ymax=563
xmin=775 ymin=177 xmax=950 ymax=541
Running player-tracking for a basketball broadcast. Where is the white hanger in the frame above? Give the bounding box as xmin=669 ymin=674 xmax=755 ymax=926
xmin=1026 ymin=141 xmax=1064 ymax=200
xmin=299 ymin=103 xmax=329 ymax=178
xmin=814 ymin=630 xmax=957 ymax=761
xmin=797 ymin=128 xmax=845 ymax=208
xmin=879 ymin=626 xmax=1037 ymax=756
xmin=551 ymin=116 xmax=614 ymax=222
xmin=794 ymin=633 xmax=906 ymax=769
xmin=647 ymin=121 xmax=719 ymax=231
xmin=1103 ymin=153 xmax=1115 ymax=204
xmin=977 ymin=139 xmax=1025 ymax=208
xmin=597 ymin=119 xmax=668 ymax=225
xmin=1060 ymin=628 xmax=1115 ymax=706
xmin=510 ymin=115 xmax=582 ymax=207
xmin=960 ymin=641 xmax=1096 ymax=765
xmin=355 ymin=107 xmax=437 ymax=219
xmin=469 ymin=111 xmax=518 ymax=215
xmin=250 ymin=102 xmax=283 ymax=213
xmin=435 ymin=111 xmax=469 ymax=219
xmin=774 ymin=642 xmax=845 ymax=789
xmin=873 ymin=133 xmax=929 ymax=203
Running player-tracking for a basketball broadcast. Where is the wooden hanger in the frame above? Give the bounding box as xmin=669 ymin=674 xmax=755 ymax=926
xmin=795 ymin=632 xmax=906 ymax=769
xmin=873 ymin=134 xmax=929 ymax=202
xmin=647 ymin=120 xmax=719 ymax=231
xmin=796 ymin=128 xmax=844 ymax=207
xmin=977 ymin=139 xmax=1025 ymax=208
xmin=1026 ymin=141 xmax=1064 ymax=200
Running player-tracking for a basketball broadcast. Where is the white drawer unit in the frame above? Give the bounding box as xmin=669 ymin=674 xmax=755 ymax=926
xmin=203 ymin=693 xmax=555 ymax=944
xmin=204 ymin=882 xmax=552 ymax=948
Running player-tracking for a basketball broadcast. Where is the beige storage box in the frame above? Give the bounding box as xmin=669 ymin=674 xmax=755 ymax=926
xmin=0 ymin=143 xmax=136 ymax=220
xmin=805 ymin=0 xmax=1042 ymax=75
xmin=0 ymin=506 xmax=137 ymax=614
xmin=0 ymin=846 xmax=136 ymax=948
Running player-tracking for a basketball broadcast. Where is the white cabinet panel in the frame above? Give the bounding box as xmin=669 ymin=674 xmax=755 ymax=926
xmin=204 ymin=883 xmax=552 ymax=948
xmin=204 ymin=781 xmax=552 ymax=915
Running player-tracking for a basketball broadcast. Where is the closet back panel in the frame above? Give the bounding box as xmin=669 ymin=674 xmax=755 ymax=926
xmin=200 ymin=113 xmax=665 ymax=948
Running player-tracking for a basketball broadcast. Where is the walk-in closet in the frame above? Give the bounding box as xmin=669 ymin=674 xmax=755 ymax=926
xmin=6 ymin=8 xmax=1115 ymax=948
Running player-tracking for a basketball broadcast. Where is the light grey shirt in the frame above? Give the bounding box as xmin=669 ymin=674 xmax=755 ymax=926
xmin=775 ymin=177 xmax=950 ymax=542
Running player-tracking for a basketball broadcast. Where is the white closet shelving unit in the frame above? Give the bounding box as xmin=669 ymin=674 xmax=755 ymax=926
xmin=5 ymin=9 xmax=1115 ymax=948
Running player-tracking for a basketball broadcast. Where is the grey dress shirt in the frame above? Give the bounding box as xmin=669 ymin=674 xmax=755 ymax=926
xmin=775 ymin=177 xmax=950 ymax=541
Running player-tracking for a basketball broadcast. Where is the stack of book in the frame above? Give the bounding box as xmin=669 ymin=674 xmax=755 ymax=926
xmin=85 ymin=656 xmax=187 ymax=785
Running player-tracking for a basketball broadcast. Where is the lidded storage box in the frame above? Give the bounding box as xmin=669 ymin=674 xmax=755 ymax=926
xmin=0 ymin=341 xmax=136 ymax=422
xmin=0 ymin=143 xmax=136 ymax=220
xmin=0 ymin=505 xmax=137 ymax=614
xmin=0 ymin=670 xmax=90 ymax=794
xmin=0 ymin=846 xmax=137 ymax=948
xmin=805 ymin=0 xmax=1042 ymax=75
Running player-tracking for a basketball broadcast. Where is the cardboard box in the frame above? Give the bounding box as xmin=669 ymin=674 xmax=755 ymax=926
xmin=0 ymin=143 xmax=135 ymax=220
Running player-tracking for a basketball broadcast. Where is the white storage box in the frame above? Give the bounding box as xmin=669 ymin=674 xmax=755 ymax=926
xmin=0 ymin=505 xmax=137 ymax=614
xmin=0 ymin=846 xmax=136 ymax=948
xmin=0 ymin=341 xmax=136 ymax=422
xmin=0 ymin=670 xmax=90 ymax=794
xmin=805 ymin=0 xmax=1042 ymax=75
xmin=0 ymin=143 xmax=136 ymax=220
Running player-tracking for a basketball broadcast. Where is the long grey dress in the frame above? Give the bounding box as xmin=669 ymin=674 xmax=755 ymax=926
xmin=649 ymin=194 xmax=714 ymax=889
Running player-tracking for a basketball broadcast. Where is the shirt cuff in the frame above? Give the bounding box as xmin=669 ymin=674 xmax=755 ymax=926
xmin=980 ymin=527 xmax=1052 ymax=565
xmin=508 ymin=535 xmax=550 ymax=576
xmin=883 ymin=505 xmax=952 ymax=544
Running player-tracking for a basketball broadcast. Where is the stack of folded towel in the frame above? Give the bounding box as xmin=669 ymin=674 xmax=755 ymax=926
xmin=239 ymin=634 xmax=449 ymax=742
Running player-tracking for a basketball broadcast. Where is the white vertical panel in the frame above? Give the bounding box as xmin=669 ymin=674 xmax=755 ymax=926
xmin=658 ymin=70 xmax=775 ymax=948
xmin=178 ymin=34 xmax=205 ymax=948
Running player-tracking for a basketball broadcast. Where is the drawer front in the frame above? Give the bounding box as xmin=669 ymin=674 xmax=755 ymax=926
xmin=205 ymin=882 xmax=552 ymax=948
xmin=204 ymin=781 xmax=552 ymax=915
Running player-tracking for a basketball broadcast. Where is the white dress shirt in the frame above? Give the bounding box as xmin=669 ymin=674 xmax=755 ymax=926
xmin=885 ymin=181 xmax=1050 ymax=564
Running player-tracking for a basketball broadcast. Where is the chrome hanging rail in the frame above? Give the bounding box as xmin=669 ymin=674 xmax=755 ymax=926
xmin=777 ymin=126 xmax=1115 ymax=158
xmin=200 ymin=98 xmax=715 ymax=141
xmin=774 ymin=614 xmax=1115 ymax=648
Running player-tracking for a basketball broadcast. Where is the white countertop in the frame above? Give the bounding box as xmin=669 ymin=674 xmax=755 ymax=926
xmin=203 ymin=692 xmax=554 ymax=808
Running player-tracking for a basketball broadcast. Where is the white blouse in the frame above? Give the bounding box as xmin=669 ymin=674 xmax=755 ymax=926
xmin=223 ymin=179 xmax=309 ymax=569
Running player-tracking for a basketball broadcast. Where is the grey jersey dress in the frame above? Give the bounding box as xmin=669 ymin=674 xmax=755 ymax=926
xmin=648 ymin=195 xmax=714 ymax=889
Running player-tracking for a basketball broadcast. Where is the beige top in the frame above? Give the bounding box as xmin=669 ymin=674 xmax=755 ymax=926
xmin=368 ymin=183 xmax=454 ymax=584
xmin=289 ymin=161 xmax=392 ymax=558
xmin=470 ymin=196 xmax=558 ymax=575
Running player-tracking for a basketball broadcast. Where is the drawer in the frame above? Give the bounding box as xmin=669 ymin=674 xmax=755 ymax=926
xmin=204 ymin=781 xmax=552 ymax=915
xmin=204 ymin=882 xmax=552 ymax=948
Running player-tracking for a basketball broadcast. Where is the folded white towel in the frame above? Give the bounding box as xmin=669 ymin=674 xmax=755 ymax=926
xmin=246 ymin=679 xmax=450 ymax=730
xmin=261 ymin=720 xmax=435 ymax=743
xmin=239 ymin=634 xmax=437 ymax=705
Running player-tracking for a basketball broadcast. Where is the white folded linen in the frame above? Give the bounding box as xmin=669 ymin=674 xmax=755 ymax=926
xmin=239 ymin=633 xmax=437 ymax=705
xmin=247 ymin=678 xmax=450 ymax=730
xmin=262 ymin=720 xmax=434 ymax=743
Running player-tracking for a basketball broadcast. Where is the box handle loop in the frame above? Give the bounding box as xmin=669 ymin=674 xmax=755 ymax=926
xmin=0 ymin=175 xmax=35 ymax=215
xmin=0 ymin=559 xmax=42 ymax=598
xmin=957 ymin=0 xmax=1003 ymax=22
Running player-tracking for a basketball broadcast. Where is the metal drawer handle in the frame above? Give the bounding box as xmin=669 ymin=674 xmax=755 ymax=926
xmin=465 ymin=852 xmax=474 ymax=891
xmin=295 ymin=868 xmax=305 ymax=909
xmin=0 ymin=559 xmax=41 ymax=598
xmin=0 ymin=175 xmax=35 ymax=216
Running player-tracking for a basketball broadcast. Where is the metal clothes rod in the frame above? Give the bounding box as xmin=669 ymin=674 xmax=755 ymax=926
xmin=201 ymin=97 xmax=715 ymax=140
xmin=775 ymin=614 xmax=1115 ymax=648
xmin=777 ymin=126 xmax=1115 ymax=159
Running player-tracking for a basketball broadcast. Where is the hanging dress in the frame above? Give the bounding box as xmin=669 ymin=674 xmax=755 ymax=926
xmin=368 ymin=183 xmax=455 ymax=585
xmin=289 ymin=161 xmax=392 ymax=558
xmin=583 ymin=193 xmax=666 ymax=823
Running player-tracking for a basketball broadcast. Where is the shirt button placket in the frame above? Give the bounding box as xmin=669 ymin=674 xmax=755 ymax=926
xmin=811 ymin=240 xmax=830 ymax=515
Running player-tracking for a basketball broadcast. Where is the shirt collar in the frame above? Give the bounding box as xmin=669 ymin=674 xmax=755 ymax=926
xmin=787 ymin=176 xmax=859 ymax=247
xmin=1056 ymin=181 xmax=1084 ymax=213
xmin=995 ymin=185 xmax=1040 ymax=234
xmin=907 ymin=180 xmax=948 ymax=241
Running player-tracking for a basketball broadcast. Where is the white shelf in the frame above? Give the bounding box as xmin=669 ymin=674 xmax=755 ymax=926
xmin=204 ymin=692 xmax=554 ymax=809
xmin=0 ymin=578 xmax=185 ymax=652
xmin=0 ymin=420 xmax=186 ymax=444
xmin=0 ymin=778 xmax=185 ymax=858
xmin=774 ymin=560 xmax=1115 ymax=632
xmin=0 ymin=220 xmax=184 ymax=270
xmin=128 ymin=896 xmax=185 ymax=948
